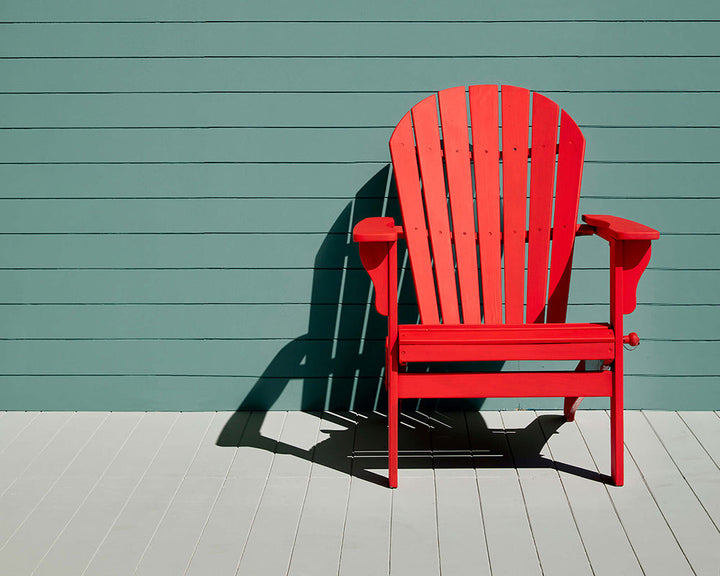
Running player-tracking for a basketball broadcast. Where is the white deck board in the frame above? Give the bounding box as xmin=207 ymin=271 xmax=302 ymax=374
xmin=185 ymin=412 xmax=279 ymax=576
xmin=82 ymin=412 xmax=213 ymax=576
xmin=0 ymin=412 xmax=136 ymax=575
xmin=338 ymin=478 xmax=391 ymax=576
xmin=469 ymin=411 xmax=543 ymax=576
xmin=434 ymin=475 xmax=491 ymax=576
xmin=539 ymin=411 xmax=644 ymax=576
xmin=9 ymin=412 xmax=176 ymax=576
xmin=623 ymin=410 xmax=720 ymax=575
xmin=135 ymin=413 xmax=237 ymax=576
xmin=0 ymin=412 xmax=38 ymax=455
xmin=338 ymin=412 xmax=392 ymax=576
xmin=678 ymin=410 xmax=720 ymax=467
xmin=574 ymin=410 xmax=695 ymax=576
xmin=287 ymin=476 xmax=351 ymax=576
xmin=0 ymin=410 xmax=717 ymax=576
xmin=645 ymin=411 xmax=720 ymax=528
xmin=431 ymin=411 xmax=491 ymax=576
xmin=233 ymin=411 xmax=318 ymax=576
xmin=0 ymin=411 xmax=73 ymax=495
xmin=503 ymin=410 xmax=593 ymax=576
xmin=0 ymin=412 xmax=108 ymax=556
xmin=390 ymin=476 xmax=440 ymax=576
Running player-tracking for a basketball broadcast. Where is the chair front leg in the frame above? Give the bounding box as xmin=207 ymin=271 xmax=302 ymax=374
xmin=610 ymin=238 xmax=625 ymax=486
xmin=386 ymin=240 xmax=399 ymax=488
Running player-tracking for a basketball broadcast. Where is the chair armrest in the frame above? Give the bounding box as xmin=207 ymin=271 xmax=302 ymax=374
xmin=582 ymin=214 xmax=659 ymax=241
xmin=353 ymin=217 xmax=401 ymax=242
xmin=582 ymin=215 xmax=658 ymax=316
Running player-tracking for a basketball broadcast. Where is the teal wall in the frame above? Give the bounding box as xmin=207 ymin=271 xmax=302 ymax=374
xmin=0 ymin=1 xmax=718 ymax=410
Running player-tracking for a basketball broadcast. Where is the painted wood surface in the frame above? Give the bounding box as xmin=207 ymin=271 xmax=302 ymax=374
xmin=0 ymin=4 xmax=716 ymax=410
xmin=2 ymin=1 xmax=718 ymax=21
xmin=1 ymin=410 xmax=718 ymax=575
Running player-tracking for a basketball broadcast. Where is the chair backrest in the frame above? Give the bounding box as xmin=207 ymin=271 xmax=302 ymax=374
xmin=390 ymin=85 xmax=586 ymax=326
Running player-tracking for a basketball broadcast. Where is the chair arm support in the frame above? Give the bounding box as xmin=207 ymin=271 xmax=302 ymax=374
xmin=582 ymin=214 xmax=659 ymax=315
xmin=353 ymin=217 xmax=401 ymax=317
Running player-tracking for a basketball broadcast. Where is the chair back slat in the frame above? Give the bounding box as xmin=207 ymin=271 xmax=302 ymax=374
xmin=439 ymin=86 xmax=482 ymax=324
xmin=547 ymin=110 xmax=586 ymax=322
xmin=500 ymin=86 xmax=530 ymax=324
xmin=390 ymin=86 xmax=585 ymax=327
xmin=469 ymin=85 xmax=503 ymax=324
xmin=527 ymin=93 xmax=560 ymax=323
xmin=411 ymin=95 xmax=460 ymax=324
xmin=389 ymin=112 xmax=440 ymax=324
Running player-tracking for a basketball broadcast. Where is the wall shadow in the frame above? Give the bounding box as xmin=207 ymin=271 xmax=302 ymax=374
xmin=217 ymin=167 xmax=591 ymax=484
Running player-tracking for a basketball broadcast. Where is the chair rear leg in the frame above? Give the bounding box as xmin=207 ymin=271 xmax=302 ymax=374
xmin=388 ymin=397 xmax=399 ymax=488
xmin=564 ymin=360 xmax=587 ymax=421
xmin=564 ymin=397 xmax=583 ymax=422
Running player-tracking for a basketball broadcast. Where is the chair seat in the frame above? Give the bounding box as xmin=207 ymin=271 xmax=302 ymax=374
xmin=398 ymin=323 xmax=615 ymax=363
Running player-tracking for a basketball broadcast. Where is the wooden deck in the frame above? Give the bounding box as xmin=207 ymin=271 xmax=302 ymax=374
xmin=0 ymin=410 xmax=718 ymax=576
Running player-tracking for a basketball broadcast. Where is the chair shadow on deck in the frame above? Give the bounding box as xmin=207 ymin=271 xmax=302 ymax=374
xmin=217 ymin=166 xmax=604 ymax=486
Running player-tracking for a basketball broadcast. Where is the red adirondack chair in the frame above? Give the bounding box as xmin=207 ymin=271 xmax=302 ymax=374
xmin=353 ymin=85 xmax=659 ymax=487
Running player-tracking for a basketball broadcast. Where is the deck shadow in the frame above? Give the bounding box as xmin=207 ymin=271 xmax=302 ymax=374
xmin=217 ymin=166 xmax=605 ymax=486
xmin=218 ymin=410 xmax=606 ymax=486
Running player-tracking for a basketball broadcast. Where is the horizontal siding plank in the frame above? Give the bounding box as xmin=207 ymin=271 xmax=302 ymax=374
xmin=0 ymin=339 xmax=712 ymax=377
xmin=0 ymin=127 xmax=389 ymax=164
xmin=0 ymin=303 xmax=715 ymax=340
xmin=0 ymin=269 xmax=714 ymax=306
xmin=0 ymin=23 xmax=717 ymax=58
xmin=2 ymin=58 xmax=719 ymax=93
xmin=3 ymin=92 xmax=720 ymax=129
xmin=1 ymin=0 xmax=717 ymax=22
xmin=574 ymin=234 xmax=720 ymax=271
xmin=0 ymin=198 xmax=357 ymax=233
xmin=0 ymin=163 xmax=717 ymax=200
xmin=0 ymin=198 xmax=713 ymax=233
xmin=0 ymin=163 xmax=391 ymax=199
xmin=0 ymin=375 xmax=716 ymax=412
xmin=0 ymin=127 xmax=718 ymax=163
xmin=0 ymin=304 xmax=714 ymax=342
xmin=580 ymin=163 xmax=720 ymax=200
xmin=0 ymin=233 xmax=715 ymax=271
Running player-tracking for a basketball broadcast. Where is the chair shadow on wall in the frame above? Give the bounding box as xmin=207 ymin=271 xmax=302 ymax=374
xmin=217 ymin=166 xmax=592 ymax=485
